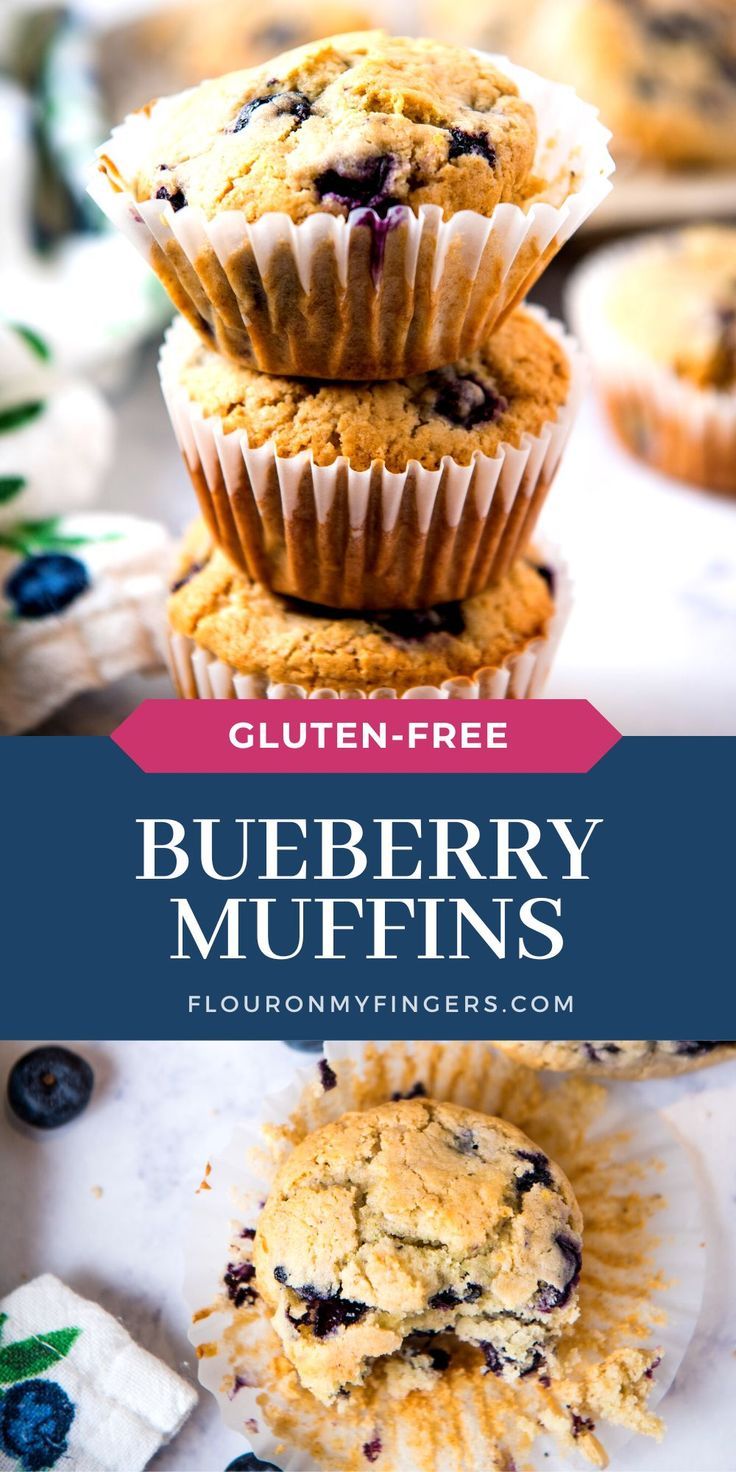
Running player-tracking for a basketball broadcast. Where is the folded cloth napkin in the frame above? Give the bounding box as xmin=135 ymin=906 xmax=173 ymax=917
xmin=0 ymin=1274 xmax=197 ymax=1471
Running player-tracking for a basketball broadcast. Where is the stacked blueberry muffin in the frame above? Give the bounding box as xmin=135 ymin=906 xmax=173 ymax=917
xmin=91 ymin=30 xmax=613 ymax=698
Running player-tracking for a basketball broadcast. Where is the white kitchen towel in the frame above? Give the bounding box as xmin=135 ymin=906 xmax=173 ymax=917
xmin=0 ymin=1274 xmax=197 ymax=1472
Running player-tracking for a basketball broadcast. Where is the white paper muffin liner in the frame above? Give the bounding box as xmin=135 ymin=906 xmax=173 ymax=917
xmin=165 ymin=545 xmax=571 ymax=700
xmin=89 ymin=57 xmax=613 ymax=380
xmin=158 ymin=307 xmax=585 ymax=608
xmin=184 ymin=1040 xmax=705 ymax=1472
xmin=566 ymin=237 xmax=736 ymax=497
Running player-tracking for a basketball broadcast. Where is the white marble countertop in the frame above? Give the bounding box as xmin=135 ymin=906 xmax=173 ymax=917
xmin=1 ymin=1040 xmax=735 ymax=1471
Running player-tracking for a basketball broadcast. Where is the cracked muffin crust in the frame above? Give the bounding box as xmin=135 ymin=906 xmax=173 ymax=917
xmin=172 ymin=305 xmax=571 ymax=472
xmin=100 ymin=31 xmax=538 ymax=224
xmin=253 ymin=1098 xmax=583 ymax=1405
xmin=167 ymin=521 xmax=557 ymax=695
xmin=495 ymin=1040 xmax=736 ymax=1078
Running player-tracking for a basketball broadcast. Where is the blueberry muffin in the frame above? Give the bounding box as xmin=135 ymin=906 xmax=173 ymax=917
xmin=252 ymin=1098 xmax=583 ymax=1405
xmin=93 ymin=31 xmax=611 ymax=377
xmin=568 ymin=226 xmax=736 ymax=494
xmin=495 ymin=1040 xmax=736 ymax=1079
xmin=166 ymin=520 xmax=565 ymax=698
xmin=530 ymin=0 xmax=736 ymax=168
xmin=100 ymin=0 xmax=371 ymax=118
xmin=160 ymin=307 xmax=577 ymax=607
xmin=102 ymin=32 xmax=537 ymax=224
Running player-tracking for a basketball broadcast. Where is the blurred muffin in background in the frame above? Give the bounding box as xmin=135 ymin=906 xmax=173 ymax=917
xmin=526 ymin=0 xmax=736 ymax=168
xmin=567 ymin=225 xmax=736 ymax=495
xmin=419 ymin=0 xmax=543 ymax=62
xmin=421 ymin=0 xmax=736 ymax=171
xmin=99 ymin=0 xmax=373 ymax=117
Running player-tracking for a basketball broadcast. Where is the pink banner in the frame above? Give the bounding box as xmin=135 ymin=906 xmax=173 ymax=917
xmin=112 ymin=700 xmax=620 ymax=774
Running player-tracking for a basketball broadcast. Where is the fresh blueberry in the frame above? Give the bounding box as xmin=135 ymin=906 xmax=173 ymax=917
xmin=155 ymin=184 xmax=187 ymax=210
xmin=315 ymin=156 xmax=395 ymax=214
xmin=5 ymin=553 xmax=89 ymax=620
xmin=0 ymin=1379 xmax=75 ymax=1471
xmin=447 ymin=127 xmax=497 ymax=168
xmin=515 ymin=1150 xmax=554 ymax=1194
xmin=226 ymin=1456 xmax=281 ymax=1471
xmin=428 ymin=370 xmax=508 ymax=430
xmin=230 ymin=91 xmax=312 ymax=132
xmin=7 ymin=1046 xmax=94 ymax=1129
xmin=285 ymin=1040 xmax=324 ymax=1053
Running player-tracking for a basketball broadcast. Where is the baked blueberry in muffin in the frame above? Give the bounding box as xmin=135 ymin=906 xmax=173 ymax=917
xmin=252 ymin=1098 xmax=583 ymax=1404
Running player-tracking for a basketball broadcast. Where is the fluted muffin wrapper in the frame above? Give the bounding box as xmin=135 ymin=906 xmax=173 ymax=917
xmin=159 ymin=308 xmax=585 ymax=609
xmin=89 ymin=58 xmax=613 ymax=380
xmin=567 ymin=240 xmax=736 ymax=497
xmin=165 ymin=545 xmax=571 ymax=699
xmin=184 ymin=1039 xmax=703 ymax=1472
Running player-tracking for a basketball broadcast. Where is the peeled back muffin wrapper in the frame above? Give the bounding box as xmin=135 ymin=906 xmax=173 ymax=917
xmin=567 ymin=238 xmax=736 ymax=497
xmin=89 ymin=57 xmax=613 ymax=381
xmin=165 ymin=543 xmax=571 ymax=700
xmin=184 ymin=1039 xmax=704 ymax=1472
xmin=158 ymin=308 xmax=584 ymax=610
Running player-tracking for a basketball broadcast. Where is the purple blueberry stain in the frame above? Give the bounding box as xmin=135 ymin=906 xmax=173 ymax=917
xmin=170 ymin=558 xmax=206 ymax=593
xmin=289 ymin=1292 xmax=369 ymax=1338
xmin=515 ymin=1150 xmax=554 ymax=1194
xmin=240 ymin=1226 xmax=257 ymax=1240
xmin=319 ymin=1058 xmax=337 ymax=1091
xmin=230 ymin=91 xmax=312 ymax=132
xmin=479 ymin=1341 xmax=504 ymax=1376
xmin=447 ymin=127 xmax=497 ymax=168
xmin=390 ymin=1081 xmax=427 ymax=1100
xmin=571 ymin=1412 xmax=595 ymax=1439
xmin=452 ymin=1127 xmax=478 ymax=1154
xmin=155 ymin=184 xmax=187 ymax=211
xmin=374 ymin=604 xmax=466 ymax=642
xmin=224 ymin=1260 xmax=258 ymax=1308
xmin=315 ymin=155 xmax=396 ymax=214
xmin=535 ymin=1233 xmax=582 ymax=1312
xmin=363 ymin=1436 xmax=383 ymax=1463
